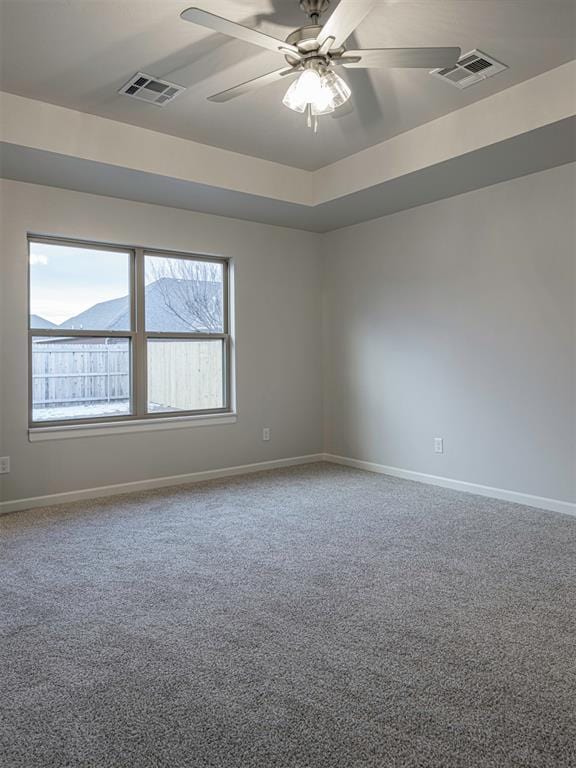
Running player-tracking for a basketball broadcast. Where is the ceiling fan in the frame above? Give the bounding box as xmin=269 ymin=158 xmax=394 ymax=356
xmin=181 ymin=0 xmax=461 ymax=131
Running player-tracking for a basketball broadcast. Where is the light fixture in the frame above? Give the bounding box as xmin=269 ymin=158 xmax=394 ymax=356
xmin=282 ymin=65 xmax=351 ymax=132
xmin=320 ymin=70 xmax=351 ymax=109
xmin=181 ymin=0 xmax=462 ymax=129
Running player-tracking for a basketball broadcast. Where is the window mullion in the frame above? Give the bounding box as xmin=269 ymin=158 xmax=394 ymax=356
xmin=134 ymin=248 xmax=147 ymax=418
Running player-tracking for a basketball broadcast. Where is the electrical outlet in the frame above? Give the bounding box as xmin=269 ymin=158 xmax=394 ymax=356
xmin=433 ymin=438 xmax=444 ymax=454
xmin=0 ymin=456 xmax=10 ymax=474
xmin=262 ymin=428 xmax=271 ymax=442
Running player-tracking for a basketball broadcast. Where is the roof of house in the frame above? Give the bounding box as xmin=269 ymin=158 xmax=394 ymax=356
xmin=57 ymin=278 xmax=221 ymax=333
xmin=59 ymin=295 xmax=130 ymax=332
xmin=30 ymin=314 xmax=57 ymax=329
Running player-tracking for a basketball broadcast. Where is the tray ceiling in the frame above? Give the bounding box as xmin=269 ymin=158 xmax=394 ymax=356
xmin=0 ymin=0 xmax=575 ymax=170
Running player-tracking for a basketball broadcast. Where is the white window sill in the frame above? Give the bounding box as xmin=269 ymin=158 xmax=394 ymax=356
xmin=28 ymin=413 xmax=238 ymax=442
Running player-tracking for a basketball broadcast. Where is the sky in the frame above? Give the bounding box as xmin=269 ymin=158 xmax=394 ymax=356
xmin=29 ymin=241 xmax=130 ymax=325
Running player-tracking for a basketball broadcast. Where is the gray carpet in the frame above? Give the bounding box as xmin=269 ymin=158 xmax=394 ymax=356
xmin=1 ymin=462 xmax=575 ymax=767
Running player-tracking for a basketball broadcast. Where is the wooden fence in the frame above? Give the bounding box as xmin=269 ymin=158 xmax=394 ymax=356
xmin=148 ymin=341 xmax=223 ymax=411
xmin=32 ymin=342 xmax=129 ymax=407
xmin=32 ymin=341 xmax=222 ymax=411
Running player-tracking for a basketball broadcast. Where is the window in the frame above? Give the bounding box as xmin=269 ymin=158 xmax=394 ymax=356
xmin=28 ymin=237 xmax=231 ymax=427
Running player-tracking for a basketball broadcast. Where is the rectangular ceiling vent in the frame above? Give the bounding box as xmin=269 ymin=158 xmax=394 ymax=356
xmin=119 ymin=73 xmax=185 ymax=106
xmin=430 ymin=50 xmax=507 ymax=90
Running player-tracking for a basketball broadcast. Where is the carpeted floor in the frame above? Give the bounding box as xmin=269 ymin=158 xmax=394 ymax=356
xmin=1 ymin=462 xmax=575 ymax=767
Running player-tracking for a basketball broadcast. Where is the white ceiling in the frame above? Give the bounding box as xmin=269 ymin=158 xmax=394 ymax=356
xmin=1 ymin=0 xmax=575 ymax=170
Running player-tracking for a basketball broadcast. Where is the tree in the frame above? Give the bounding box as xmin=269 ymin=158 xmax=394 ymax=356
xmin=148 ymin=258 xmax=223 ymax=332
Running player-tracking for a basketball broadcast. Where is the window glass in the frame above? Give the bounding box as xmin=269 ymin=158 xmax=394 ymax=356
xmin=29 ymin=241 xmax=131 ymax=331
xmin=144 ymin=255 xmax=224 ymax=333
xmin=147 ymin=339 xmax=224 ymax=413
xmin=31 ymin=336 xmax=131 ymax=422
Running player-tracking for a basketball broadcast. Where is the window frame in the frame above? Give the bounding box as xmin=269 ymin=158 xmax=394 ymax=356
xmin=28 ymin=235 xmax=232 ymax=429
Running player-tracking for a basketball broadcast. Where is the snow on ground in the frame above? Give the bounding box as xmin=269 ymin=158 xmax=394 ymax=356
xmin=33 ymin=401 xmax=175 ymax=421
xmin=33 ymin=401 xmax=131 ymax=421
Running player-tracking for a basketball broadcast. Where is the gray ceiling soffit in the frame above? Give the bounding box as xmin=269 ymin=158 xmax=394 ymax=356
xmin=314 ymin=116 xmax=576 ymax=231
xmin=0 ymin=144 xmax=318 ymax=232
xmin=1 ymin=116 xmax=574 ymax=233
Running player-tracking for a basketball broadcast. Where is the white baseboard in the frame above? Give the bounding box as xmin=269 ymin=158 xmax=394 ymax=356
xmin=0 ymin=453 xmax=325 ymax=515
xmin=3 ymin=452 xmax=574 ymax=519
xmin=323 ymin=454 xmax=576 ymax=518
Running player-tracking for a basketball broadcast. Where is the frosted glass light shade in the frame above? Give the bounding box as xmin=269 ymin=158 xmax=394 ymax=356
xmin=283 ymin=68 xmax=351 ymax=116
xmin=283 ymin=69 xmax=324 ymax=113
xmin=321 ymin=70 xmax=351 ymax=109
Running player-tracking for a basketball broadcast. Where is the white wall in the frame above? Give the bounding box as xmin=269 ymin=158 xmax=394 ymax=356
xmin=0 ymin=180 xmax=323 ymax=503
xmin=1 ymin=164 xmax=574 ymax=509
xmin=323 ymin=164 xmax=576 ymax=503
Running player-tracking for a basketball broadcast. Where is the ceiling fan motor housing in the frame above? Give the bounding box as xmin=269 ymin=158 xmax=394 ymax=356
xmin=284 ymin=25 xmax=345 ymax=67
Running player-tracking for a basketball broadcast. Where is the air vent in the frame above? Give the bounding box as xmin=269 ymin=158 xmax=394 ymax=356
xmin=430 ymin=50 xmax=507 ymax=89
xmin=119 ymin=73 xmax=185 ymax=106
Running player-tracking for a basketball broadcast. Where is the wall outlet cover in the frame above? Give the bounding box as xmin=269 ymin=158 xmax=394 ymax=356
xmin=433 ymin=438 xmax=444 ymax=454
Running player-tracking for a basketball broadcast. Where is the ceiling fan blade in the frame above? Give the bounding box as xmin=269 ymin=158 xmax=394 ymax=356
xmin=208 ymin=68 xmax=295 ymax=103
xmin=181 ymin=7 xmax=299 ymax=55
xmin=317 ymin=0 xmax=377 ymax=49
xmin=340 ymin=47 xmax=462 ymax=69
xmin=317 ymin=35 xmax=335 ymax=56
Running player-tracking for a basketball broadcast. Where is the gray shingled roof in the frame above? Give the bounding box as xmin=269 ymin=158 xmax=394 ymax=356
xmin=60 ymin=295 xmax=129 ymax=331
xmin=30 ymin=314 xmax=57 ymax=329
xmin=58 ymin=278 xmax=221 ymax=333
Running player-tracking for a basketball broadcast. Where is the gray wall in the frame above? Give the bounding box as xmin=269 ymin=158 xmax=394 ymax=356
xmin=0 ymin=180 xmax=323 ymax=503
xmin=323 ymin=164 xmax=576 ymax=503
xmin=1 ymin=164 xmax=574 ymax=507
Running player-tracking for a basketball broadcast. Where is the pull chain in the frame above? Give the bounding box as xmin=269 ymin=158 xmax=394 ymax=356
xmin=305 ymin=104 xmax=320 ymax=133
